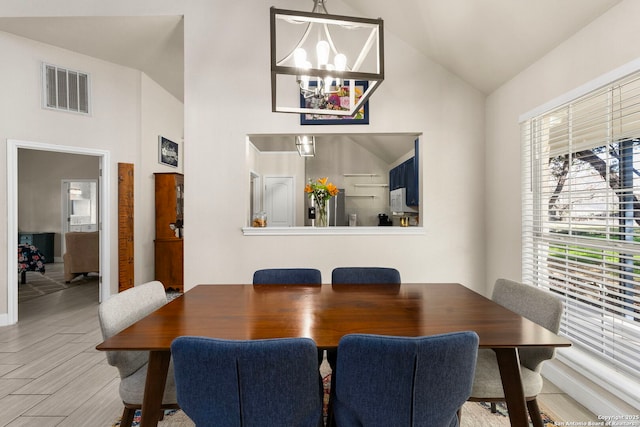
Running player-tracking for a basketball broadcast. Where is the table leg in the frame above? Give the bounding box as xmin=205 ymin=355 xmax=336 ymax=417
xmin=494 ymin=348 xmax=528 ymax=427
xmin=140 ymin=350 xmax=171 ymax=427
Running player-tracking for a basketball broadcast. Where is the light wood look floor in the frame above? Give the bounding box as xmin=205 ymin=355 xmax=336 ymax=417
xmin=1 ymin=279 xmax=123 ymax=426
xmin=1 ymin=278 xmax=598 ymax=426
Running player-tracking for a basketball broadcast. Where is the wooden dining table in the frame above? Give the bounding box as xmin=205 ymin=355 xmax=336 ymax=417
xmin=96 ymin=282 xmax=571 ymax=427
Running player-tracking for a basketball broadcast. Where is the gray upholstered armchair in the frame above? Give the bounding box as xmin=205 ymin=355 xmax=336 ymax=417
xmin=98 ymin=281 xmax=178 ymax=427
xmin=465 ymin=278 xmax=564 ymax=427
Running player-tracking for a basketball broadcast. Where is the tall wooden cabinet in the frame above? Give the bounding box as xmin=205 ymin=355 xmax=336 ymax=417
xmin=154 ymin=173 xmax=184 ymax=292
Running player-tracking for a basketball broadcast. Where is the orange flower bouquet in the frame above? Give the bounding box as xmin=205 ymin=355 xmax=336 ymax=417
xmin=305 ymin=177 xmax=339 ymax=226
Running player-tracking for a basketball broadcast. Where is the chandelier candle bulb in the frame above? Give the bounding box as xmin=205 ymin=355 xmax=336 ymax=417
xmin=316 ymin=40 xmax=330 ymax=67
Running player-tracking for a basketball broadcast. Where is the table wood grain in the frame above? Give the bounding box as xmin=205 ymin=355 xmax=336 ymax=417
xmin=97 ymin=283 xmax=571 ymax=427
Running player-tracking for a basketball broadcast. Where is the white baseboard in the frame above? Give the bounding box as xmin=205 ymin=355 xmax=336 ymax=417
xmin=543 ymin=357 xmax=639 ymax=416
xmin=0 ymin=312 xmax=14 ymax=326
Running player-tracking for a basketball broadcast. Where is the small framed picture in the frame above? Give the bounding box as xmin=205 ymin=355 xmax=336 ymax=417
xmin=300 ymin=80 xmax=369 ymax=125
xmin=158 ymin=136 xmax=178 ymax=167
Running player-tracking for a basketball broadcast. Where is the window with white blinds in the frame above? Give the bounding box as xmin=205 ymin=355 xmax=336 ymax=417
xmin=43 ymin=63 xmax=90 ymax=114
xmin=522 ymin=70 xmax=640 ymax=384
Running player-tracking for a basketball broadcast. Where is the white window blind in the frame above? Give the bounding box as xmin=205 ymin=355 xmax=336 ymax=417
xmin=43 ymin=63 xmax=90 ymax=114
xmin=522 ymin=71 xmax=640 ymax=386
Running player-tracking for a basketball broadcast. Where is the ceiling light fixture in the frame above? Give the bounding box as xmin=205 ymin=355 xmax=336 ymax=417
xmin=270 ymin=0 xmax=384 ymax=116
xmin=295 ymin=135 xmax=316 ymax=157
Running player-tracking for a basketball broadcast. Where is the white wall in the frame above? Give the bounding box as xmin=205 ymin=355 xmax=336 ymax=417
xmin=140 ymin=74 xmax=184 ymax=283
xmin=485 ymin=0 xmax=640 ymax=412
xmin=182 ymin=0 xmax=486 ymax=287
xmin=0 ymin=22 xmax=183 ymax=316
xmin=0 ymin=31 xmax=133 ymax=314
xmin=485 ymin=0 xmax=640 ymax=292
xmin=0 ymin=0 xmax=484 ymax=318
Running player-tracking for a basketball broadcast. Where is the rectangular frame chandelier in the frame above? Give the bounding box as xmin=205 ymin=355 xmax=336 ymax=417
xmin=270 ymin=3 xmax=384 ymax=117
xmin=295 ymin=135 xmax=316 ymax=157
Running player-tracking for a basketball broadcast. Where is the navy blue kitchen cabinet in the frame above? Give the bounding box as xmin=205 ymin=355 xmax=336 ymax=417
xmin=388 ymin=138 xmax=419 ymax=206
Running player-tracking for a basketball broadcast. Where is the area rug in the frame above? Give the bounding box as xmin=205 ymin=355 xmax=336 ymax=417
xmin=460 ymin=401 xmax=557 ymax=427
xmin=18 ymin=263 xmax=98 ymax=303
xmin=112 ymin=374 xmax=557 ymax=427
xmin=112 ymin=409 xmax=186 ymax=427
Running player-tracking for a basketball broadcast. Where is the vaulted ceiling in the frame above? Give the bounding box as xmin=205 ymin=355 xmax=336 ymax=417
xmin=0 ymin=16 xmax=184 ymax=100
xmin=0 ymin=0 xmax=622 ymax=101
xmin=343 ymin=0 xmax=621 ymax=94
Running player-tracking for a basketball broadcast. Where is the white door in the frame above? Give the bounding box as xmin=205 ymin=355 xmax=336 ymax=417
xmin=264 ymin=176 xmax=294 ymax=227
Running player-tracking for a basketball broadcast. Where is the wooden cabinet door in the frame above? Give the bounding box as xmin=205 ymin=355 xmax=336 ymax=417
xmin=154 ymin=173 xmax=184 ymax=239
xmin=154 ymin=239 xmax=183 ymax=292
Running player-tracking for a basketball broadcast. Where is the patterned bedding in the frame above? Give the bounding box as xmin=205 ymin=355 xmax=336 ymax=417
xmin=18 ymin=243 xmax=46 ymax=275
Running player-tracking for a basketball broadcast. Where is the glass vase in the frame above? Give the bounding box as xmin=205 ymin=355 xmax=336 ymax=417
xmin=316 ymin=200 xmax=329 ymax=227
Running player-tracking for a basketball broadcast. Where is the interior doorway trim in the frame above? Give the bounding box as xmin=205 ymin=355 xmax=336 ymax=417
xmin=6 ymin=139 xmax=111 ymax=325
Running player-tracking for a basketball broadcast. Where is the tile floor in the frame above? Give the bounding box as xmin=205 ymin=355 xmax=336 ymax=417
xmin=0 ymin=268 xmax=599 ymax=426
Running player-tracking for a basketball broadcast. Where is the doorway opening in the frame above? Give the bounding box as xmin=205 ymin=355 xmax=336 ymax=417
xmin=61 ymin=179 xmax=99 ymax=255
xmin=6 ymin=139 xmax=111 ymax=325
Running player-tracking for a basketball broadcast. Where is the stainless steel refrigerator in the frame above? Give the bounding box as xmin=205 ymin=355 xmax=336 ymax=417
xmin=328 ymin=189 xmax=346 ymax=226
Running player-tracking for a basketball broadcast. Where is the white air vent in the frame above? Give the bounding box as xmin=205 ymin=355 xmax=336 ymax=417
xmin=42 ymin=63 xmax=90 ymax=114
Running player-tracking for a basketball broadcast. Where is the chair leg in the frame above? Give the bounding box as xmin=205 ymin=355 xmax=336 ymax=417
xmin=120 ymin=406 xmax=136 ymax=427
xmin=527 ymin=398 xmax=544 ymax=427
xmin=490 ymin=402 xmax=497 ymax=413
xmin=327 ymin=349 xmax=338 ymax=427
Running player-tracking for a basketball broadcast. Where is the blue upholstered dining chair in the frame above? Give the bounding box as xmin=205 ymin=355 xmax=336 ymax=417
xmin=171 ymin=336 xmax=324 ymax=427
xmin=331 ymin=267 xmax=400 ymax=284
xmin=465 ymin=278 xmax=564 ymax=427
xmin=332 ymin=332 xmax=479 ymax=427
xmin=327 ymin=267 xmax=402 ymax=426
xmin=253 ymin=267 xmax=325 ymax=395
xmin=253 ymin=268 xmax=322 ymax=284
